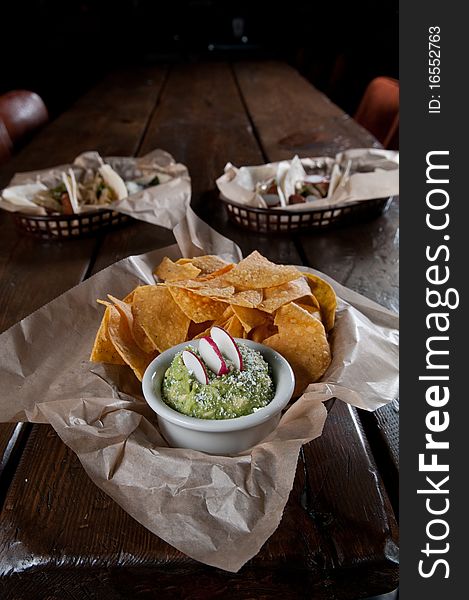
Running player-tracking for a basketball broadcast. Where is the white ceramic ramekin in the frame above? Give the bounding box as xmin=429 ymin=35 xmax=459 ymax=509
xmin=142 ymin=339 xmax=295 ymax=455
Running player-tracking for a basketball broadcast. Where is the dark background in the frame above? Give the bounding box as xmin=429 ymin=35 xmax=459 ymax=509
xmin=1 ymin=0 xmax=398 ymax=119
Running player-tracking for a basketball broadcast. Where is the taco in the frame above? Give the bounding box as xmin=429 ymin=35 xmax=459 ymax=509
xmin=33 ymin=169 xmax=79 ymax=215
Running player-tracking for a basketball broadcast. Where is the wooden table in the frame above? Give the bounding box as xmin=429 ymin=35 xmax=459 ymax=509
xmin=0 ymin=62 xmax=398 ymax=599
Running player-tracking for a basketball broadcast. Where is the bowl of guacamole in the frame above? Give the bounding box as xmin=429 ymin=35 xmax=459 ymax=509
xmin=142 ymin=339 xmax=295 ymax=455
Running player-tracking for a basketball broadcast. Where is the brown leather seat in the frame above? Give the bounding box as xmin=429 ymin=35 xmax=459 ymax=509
xmin=0 ymin=90 xmax=48 ymax=147
xmin=354 ymin=77 xmax=399 ymax=149
xmin=0 ymin=119 xmax=13 ymax=164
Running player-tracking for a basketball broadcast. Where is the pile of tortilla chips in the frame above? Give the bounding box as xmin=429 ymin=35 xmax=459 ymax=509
xmin=90 ymin=251 xmax=336 ymax=395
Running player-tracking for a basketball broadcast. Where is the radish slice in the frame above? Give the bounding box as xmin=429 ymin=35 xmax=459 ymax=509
xmin=211 ymin=326 xmax=243 ymax=371
xmin=182 ymin=350 xmax=208 ymax=384
xmin=199 ymin=337 xmax=229 ymax=376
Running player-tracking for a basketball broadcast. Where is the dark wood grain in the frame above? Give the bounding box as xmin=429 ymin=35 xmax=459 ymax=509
xmin=0 ymin=424 xmax=31 ymax=503
xmin=0 ymin=418 xmax=397 ymax=599
xmin=299 ymin=199 xmax=399 ymax=312
xmin=298 ymin=199 xmax=400 ymax=506
xmin=233 ymin=61 xmax=379 ymax=160
xmin=0 ymin=225 xmax=96 ymax=333
xmin=139 ymin=62 xmax=302 ymax=266
xmin=88 ymin=215 xmax=176 ymax=276
xmin=300 ymin=402 xmax=398 ymax=593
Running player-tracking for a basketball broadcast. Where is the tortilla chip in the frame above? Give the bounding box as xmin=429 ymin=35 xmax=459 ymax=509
xmin=264 ymin=302 xmax=331 ymax=395
xmin=305 ymin=273 xmax=337 ymax=332
xmin=224 ymin=251 xmax=301 ymax=289
xmin=92 ymin=253 xmax=336 ymax=386
xmin=167 ymin=279 xmax=262 ymax=309
xmin=208 ymin=306 xmax=234 ymax=333
xmin=90 ymin=306 xmax=125 ymax=365
xmin=123 ymin=290 xmax=135 ymax=303
xmin=171 ymin=285 xmax=262 ymax=307
xmin=131 ymin=317 xmax=157 ymax=354
xmin=166 ymin=274 xmax=232 ymax=290
xmin=107 ymin=305 xmax=157 ymax=381
xmin=187 ymin=285 xmax=236 ymax=299
xmin=296 ymin=302 xmax=322 ymax=321
xmin=190 ymin=255 xmax=231 ymax=274
xmin=229 ymin=289 xmax=263 ymax=307
xmin=224 ymin=315 xmax=246 ymax=339
xmin=154 ymin=257 xmax=201 ymax=282
xmin=214 ymin=305 xmax=235 ymax=323
xmin=168 ymin=287 xmax=227 ymax=323
xmin=295 ymin=293 xmax=321 ymax=311
xmin=132 ymin=285 xmax=191 ymax=352
xmin=108 ymin=294 xmax=156 ymax=354
xmin=164 ymin=273 xmax=263 ymax=310
xmin=249 ymin=321 xmax=277 ymax=343
xmin=197 ymin=264 xmax=235 ymax=281
xmin=232 ymin=306 xmax=269 ymax=333
xmin=258 ymin=277 xmax=312 ymax=313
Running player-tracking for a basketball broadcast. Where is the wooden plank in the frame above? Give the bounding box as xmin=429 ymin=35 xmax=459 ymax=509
xmin=0 ymin=67 xmax=168 ymax=507
xmin=0 ymin=418 xmax=397 ymax=599
xmin=87 ymin=218 xmax=176 ymax=275
xmin=0 ymin=228 xmax=96 ymax=333
xmin=0 ymin=424 xmax=31 ymax=504
xmin=297 ymin=198 xmax=400 ymax=499
xmin=233 ymin=61 xmax=378 ymax=160
xmin=139 ymin=62 xmax=302 ymax=266
xmin=296 ymin=199 xmax=400 ymax=502
xmin=235 ymin=61 xmax=399 ymax=502
xmin=299 ymin=199 xmax=399 ymax=313
xmin=301 ymin=402 xmax=398 ymax=593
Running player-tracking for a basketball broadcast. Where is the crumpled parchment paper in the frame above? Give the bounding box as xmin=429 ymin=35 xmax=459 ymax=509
xmin=216 ymin=148 xmax=399 ymax=211
xmin=0 ymin=149 xmax=191 ymax=229
xmin=0 ymin=234 xmax=398 ymax=571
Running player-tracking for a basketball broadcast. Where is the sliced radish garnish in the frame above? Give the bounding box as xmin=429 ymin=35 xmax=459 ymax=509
xmin=199 ymin=337 xmax=229 ymax=376
xmin=211 ymin=326 xmax=243 ymax=371
xmin=182 ymin=350 xmax=209 ymax=384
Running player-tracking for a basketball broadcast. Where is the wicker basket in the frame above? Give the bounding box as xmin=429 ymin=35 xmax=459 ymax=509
xmin=221 ymin=196 xmax=393 ymax=234
xmin=13 ymin=209 xmax=131 ymax=241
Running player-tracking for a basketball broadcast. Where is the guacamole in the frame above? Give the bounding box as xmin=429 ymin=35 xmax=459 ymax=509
xmin=161 ymin=344 xmax=275 ymax=419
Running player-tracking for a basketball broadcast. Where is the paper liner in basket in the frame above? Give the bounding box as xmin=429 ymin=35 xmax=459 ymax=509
xmin=0 ymin=149 xmax=191 ymax=229
xmin=0 ymin=241 xmax=398 ymax=572
xmin=216 ymin=148 xmax=399 ymax=211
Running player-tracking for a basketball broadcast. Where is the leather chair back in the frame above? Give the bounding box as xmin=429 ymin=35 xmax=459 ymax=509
xmin=0 ymin=119 xmax=13 ymax=165
xmin=0 ymin=90 xmax=48 ymax=146
xmin=354 ymin=77 xmax=399 ymax=149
